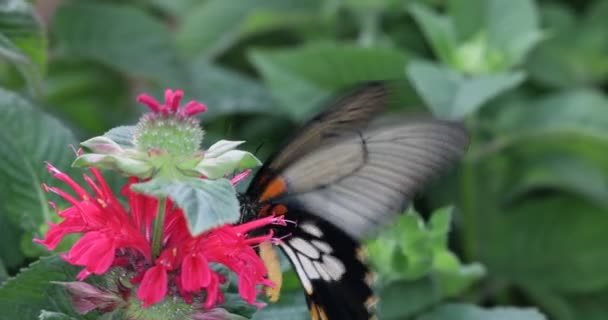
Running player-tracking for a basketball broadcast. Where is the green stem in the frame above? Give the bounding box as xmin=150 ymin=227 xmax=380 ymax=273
xmin=357 ymin=9 xmax=380 ymax=47
xmin=461 ymin=160 xmax=478 ymax=260
xmin=151 ymin=197 xmax=167 ymax=260
xmin=461 ymin=118 xmax=479 ymax=261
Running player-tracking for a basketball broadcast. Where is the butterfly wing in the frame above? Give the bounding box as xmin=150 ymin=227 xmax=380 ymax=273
xmin=242 ymin=82 xmax=469 ymax=320
xmin=278 ymin=209 xmax=375 ymax=320
xmin=248 ymin=82 xmax=392 ymax=195
xmin=281 ymin=120 xmax=469 ymax=239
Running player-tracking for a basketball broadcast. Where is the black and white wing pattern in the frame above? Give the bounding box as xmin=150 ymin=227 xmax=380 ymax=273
xmin=239 ymin=81 xmax=469 ymax=320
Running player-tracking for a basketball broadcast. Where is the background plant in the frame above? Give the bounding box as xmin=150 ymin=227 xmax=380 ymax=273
xmin=1 ymin=0 xmax=607 ymax=319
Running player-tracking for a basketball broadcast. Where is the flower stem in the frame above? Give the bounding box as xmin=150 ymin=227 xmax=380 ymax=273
xmin=151 ymin=197 xmax=167 ymax=259
xmin=460 ymin=117 xmax=479 ymax=261
xmin=460 ymin=157 xmax=478 ymax=260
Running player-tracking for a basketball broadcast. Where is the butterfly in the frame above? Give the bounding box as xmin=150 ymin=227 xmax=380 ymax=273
xmin=238 ymin=81 xmax=469 ymax=320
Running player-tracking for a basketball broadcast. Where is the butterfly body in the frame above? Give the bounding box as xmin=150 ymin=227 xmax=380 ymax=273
xmin=238 ymin=82 xmax=469 ymax=320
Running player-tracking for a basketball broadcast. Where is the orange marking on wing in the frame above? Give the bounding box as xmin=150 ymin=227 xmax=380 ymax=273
xmin=310 ymin=304 xmax=320 ymax=320
xmin=259 ymin=204 xmax=271 ymax=217
xmin=260 ymin=241 xmax=282 ymax=303
xmin=260 ymin=178 xmax=287 ymax=201
xmin=318 ymin=306 xmax=328 ymax=320
xmin=259 ymin=175 xmax=269 ymax=185
xmin=310 ymin=303 xmax=328 ymax=320
xmin=272 ymin=204 xmax=288 ymax=216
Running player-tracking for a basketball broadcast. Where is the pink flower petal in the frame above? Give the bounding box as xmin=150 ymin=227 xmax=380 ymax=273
xmin=181 ymin=254 xmax=211 ymax=292
xmin=137 ymin=264 xmax=168 ymax=307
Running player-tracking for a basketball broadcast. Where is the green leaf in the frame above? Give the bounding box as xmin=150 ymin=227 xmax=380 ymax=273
xmin=407 ymin=60 xmax=524 ymax=119
xmin=432 ymin=250 xmax=485 ymax=297
xmin=367 ymin=209 xmax=433 ymax=280
xmin=428 ymin=206 xmax=453 ymax=246
xmin=0 ymin=33 xmax=29 ymax=65
xmin=42 ymin=59 xmax=133 ymax=137
xmin=526 ymin=288 xmax=608 ymax=320
xmin=368 ymin=207 xmax=483 ymax=298
xmin=408 ymin=3 xmax=458 ymax=65
xmin=220 ymin=293 xmax=258 ymax=319
xmin=492 ymin=89 xmax=608 ymax=161
xmin=238 ymin=4 xmax=320 ymax=37
xmin=177 ymin=0 xmax=322 ymax=59
xmin=0 ymin=0 xmax=46 ymax=95
xmin=0 ymin=256 xmax=80 ymax=320
xmin=249 ymin=44 xmax=411 ymax=120
xmin=189 ymin=62 xmax=278 ymax=120
xmin=177 ymin=0 xmax=251 ymax=58
xmin=0 ymin=259 xmax=7 ymax=283
xmin=412 ymin=0 xmax=542 ymax=72
xmin=484 ymin=0 xmax=543 ymax=67
xmin=497 ymin=88 xmax=608 ymax=132
xmin=480 ymin=195 xmax=608 ymax=293
xmin=504 ymin=154 xmax=608 ymax=207
xmin=448 ymin=0 xmax=484 ymax=41
xmin=368 ymin=206 xmax=483 ymax=308
xmin=426 ymin=208 xmax=486 ymax=297
xmin=251 ymin=290 xmax=309 ymax=320
xmin=131 ymin=178 xmax=240 ymax=236
xmin=527 ymin=2 xmax=608 ymax=88
xmin=417 ymin=303 xmax=546 ymax=320
xmin=0 ymin=88 xmax=77 ymax=235
xmin=378 ymin=277 xmax=441 ymax=319
xmin=53 ymin=2 xmax=185 ymax=87
xmin=0 ymin=212 xmax=25 ymax=269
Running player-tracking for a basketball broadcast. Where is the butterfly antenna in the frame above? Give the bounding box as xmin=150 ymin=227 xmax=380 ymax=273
xmin=223 ymin=117 xmax=233 ymax=138
xmin=254 ymin=141 xmax=265 ymax=156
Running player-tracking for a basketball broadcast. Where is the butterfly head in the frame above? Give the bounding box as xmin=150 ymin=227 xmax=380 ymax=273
xmin=237 ymin=193 xmax=261 ymax=224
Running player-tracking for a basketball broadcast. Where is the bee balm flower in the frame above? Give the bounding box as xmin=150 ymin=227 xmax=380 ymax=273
xmin=35 ymin=90 xmax=282 ymax=318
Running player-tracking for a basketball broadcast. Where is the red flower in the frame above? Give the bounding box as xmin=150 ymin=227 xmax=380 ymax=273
xmin=137 ymin=89 xmax=207 ymax=118
xmin=35 ymin=164 xmax=285 ymax=309
xmin=36 ymin=163 xmax=151 ymax=279
xmin=137 ymin=263 xmax=169 ymax=307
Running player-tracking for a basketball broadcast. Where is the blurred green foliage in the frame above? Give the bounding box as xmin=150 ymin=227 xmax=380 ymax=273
xmin=0 ymin=0 xmax=607 ymax=319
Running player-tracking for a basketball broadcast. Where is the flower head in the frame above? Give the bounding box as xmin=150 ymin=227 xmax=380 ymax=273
xmin=36 ymin=165 xmax=283 ymax=312
xmin=134 ymin=89 xmax=207 ymax=157
xmin=35 ymin=90 xmax=281 ymax=319
xmin=73 ymin=90 xmax=260 ymax=183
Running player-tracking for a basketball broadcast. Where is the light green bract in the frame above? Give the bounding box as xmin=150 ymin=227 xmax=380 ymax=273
xmin=72 ymin=106 xmax=261 ymax=235
xmin=195 ymin=140 xmax=261 ymax=179
xmin=74 ymin=128 xmax=261 ymax=181
xmin=131 ymin=178 xmax=240 ymax=236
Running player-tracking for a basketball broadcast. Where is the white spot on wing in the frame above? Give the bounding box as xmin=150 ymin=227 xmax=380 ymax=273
xmin=300 ymin=222 xmax=323 ymax=238
xmin=298 ymin=253 xmax=320 ymax=280
xmin=289 ymin=237 xmax=320 ymax=259
xmin=281 ymin=244 xmax=313 ymax=294
xmin=311 ymin=240 xmax=333 ymax=254
xmin=322 ymin=254 xmax=346 ymax=281
xmin=313 ymin=260 xmax=332 ymax=281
